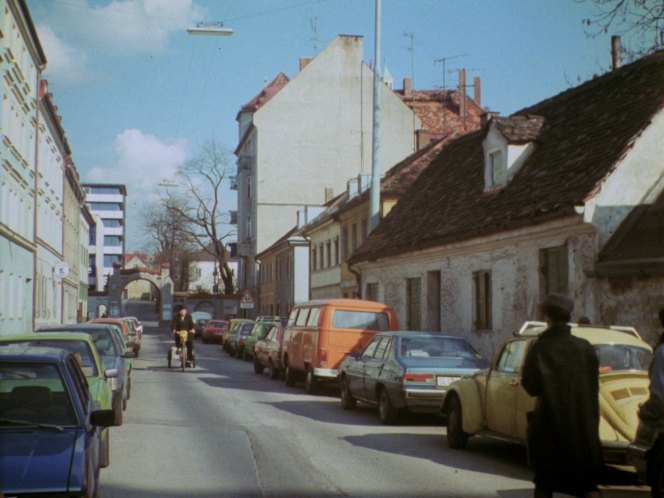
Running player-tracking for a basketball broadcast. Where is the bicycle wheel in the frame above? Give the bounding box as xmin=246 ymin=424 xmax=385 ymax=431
xmin=180 ymin=348 xmax=185 ymax=372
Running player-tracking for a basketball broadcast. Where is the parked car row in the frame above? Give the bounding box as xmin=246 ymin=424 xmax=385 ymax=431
xmin=0 ymin=315 xmax=143 ymax=497
xmin=217 ymin=299 xmax=656 ymax=482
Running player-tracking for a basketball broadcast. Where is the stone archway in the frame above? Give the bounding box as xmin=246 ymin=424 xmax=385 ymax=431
xmin=107 ymin=264 xmax=174 ymax=323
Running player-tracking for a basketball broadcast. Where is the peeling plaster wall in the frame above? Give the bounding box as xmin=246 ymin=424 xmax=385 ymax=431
xmin=358 ymin=223 xmax=600 ymax=360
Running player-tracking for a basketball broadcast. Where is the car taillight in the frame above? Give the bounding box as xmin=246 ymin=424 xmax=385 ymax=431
xmin=320 ymin=349 xmax=327 ymax=367
xmin=403 ymin=373 xmax=434 ymax=384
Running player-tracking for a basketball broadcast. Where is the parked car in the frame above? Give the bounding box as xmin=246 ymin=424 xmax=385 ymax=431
xmin=254 ymin=323 xmax=285 ymax=379
xmin=282 ymin=299 xmax=399 ymax=393
xmin=0 ymin=333 xmax=119 ymax=467
xmin=228 ymin=322 xmax=255 ymax=358
xmin=194 ymin=318 xmax=209 ymax=339
xmin=0 ymin=347 xmax=115 ymax=497
xmin=38 ymin=324 xmax=136 ymax=425
xmin=126 ymin=316 xmax=143 ymax=342
xmin=90 ymin=317 xmax=138 ymax=355
xmin=223 ymin=318 xmax=253 ymax=352
xmin=202 ymin=319 xmax=228 ymax=344
xmin=243 ymin=320 xmax=281 ymax=362
xmin=338 ymin=331 xmax=488 ymax=424
xmin=443 ymin=321 xmax=652 ymax=463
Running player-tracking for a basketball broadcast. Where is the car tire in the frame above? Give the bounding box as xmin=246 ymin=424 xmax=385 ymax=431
xmin=305 ymin=368 xmax=319 ymax=394
xmin=242 ymin=349 xmax=249 ymax=361
xmin=122 ymin=393 xmax=127 ymax=411
xmin=285 ymin=363 xmax=296 ymax=387
xmin=269 ymin=362 xmax=279 ymax=380
xmin=340 ymin=376 xmax=357 ymax=410
xmin=126 ymin=376 xmax=131 ymax=400
xmin=378 ymin=388 xmax=399 ymax=424
xmin=445 ymin=395 xmax=469 ymax=449
xmin=114 ymin=401 xmax=123 ymax=426
xmin=100 ymin=431 xmax=110 ymax=468
xmin=254 ymin=359 xmax=265 ymax=374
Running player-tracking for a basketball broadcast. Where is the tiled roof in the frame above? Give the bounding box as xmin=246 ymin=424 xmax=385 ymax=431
xmin=395 ymin=89 xmax=483 ymax=136
xmin=238 ymin=73 xmax=290 ymax=115
xmin=493 ymin=115 xmax=545 ymax=144
xmin=350 ymin=51 xmax=664 ymax=264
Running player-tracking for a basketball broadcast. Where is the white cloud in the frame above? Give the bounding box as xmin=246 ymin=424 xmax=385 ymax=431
xmin=51 ymin=0 xmax=204 ymax=54
xmin=37 ymin=24 xmax=93 ymax=84
xmin=86 ymin=129 xmax=190 ymax=248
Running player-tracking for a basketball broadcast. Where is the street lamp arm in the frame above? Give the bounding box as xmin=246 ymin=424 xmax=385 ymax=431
xmin=187 ymin=22 xmax=234 ymax=36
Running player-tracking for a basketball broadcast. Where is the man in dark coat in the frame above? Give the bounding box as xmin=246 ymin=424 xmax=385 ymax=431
xmin=171 ymin=306 xmax=196 ymax=364
xmin=521 ymin=293 xmax=603 ymax=498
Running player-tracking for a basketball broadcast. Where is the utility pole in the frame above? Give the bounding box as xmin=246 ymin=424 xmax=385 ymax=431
xmin=369 ymin=0 xmax=381 ymax=231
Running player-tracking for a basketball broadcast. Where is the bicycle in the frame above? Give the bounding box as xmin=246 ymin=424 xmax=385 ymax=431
xmin=168 ymin=330 xmax=196 ymax=371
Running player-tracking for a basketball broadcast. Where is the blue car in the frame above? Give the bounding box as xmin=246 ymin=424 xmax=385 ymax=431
xmin=338 ymin=331 xmax=488 ymax=424
xmin=0 ymin=347 xmax=115 ymax=497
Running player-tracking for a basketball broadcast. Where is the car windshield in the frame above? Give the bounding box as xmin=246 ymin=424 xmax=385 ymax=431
xmin=0 ymin=341 xmax=98 ymax=377
xmin=240 ymin=323 xmax=254 ymax=335
xmin=83 ymin=330 xmax=120 ymax=356
xmin=398 ymin=336 xmax=487 ymax=368
xmin=0 ymin=362 xmax=77 ymax=426
xmin=209 ymin=321 xmax=226 ymax=328
xmin=595 ymin=344 xmax=652 ymax=372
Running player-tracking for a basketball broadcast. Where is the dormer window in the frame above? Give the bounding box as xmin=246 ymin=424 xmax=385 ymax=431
xmin=488 ymin=149 xmax=505 ymax=188
xmin=483 ymin=115 xmax=544 ymax=192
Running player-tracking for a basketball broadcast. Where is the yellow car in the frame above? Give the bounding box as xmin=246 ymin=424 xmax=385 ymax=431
xmin=443 ymin=321 xmax=652 ymax=463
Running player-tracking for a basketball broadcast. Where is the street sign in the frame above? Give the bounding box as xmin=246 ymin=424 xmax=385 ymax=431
xmin=240 ymin=290 xmax=255 ymax=309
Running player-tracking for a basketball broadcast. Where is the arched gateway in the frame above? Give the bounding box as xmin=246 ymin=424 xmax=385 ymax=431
xmin=107 ymin=265 xmax=174 ymax=323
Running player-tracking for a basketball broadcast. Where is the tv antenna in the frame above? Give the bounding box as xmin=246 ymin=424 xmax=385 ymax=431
xmin=434 ymin=53 xmax=468 ymax=89
xmin=310 ymin=17 xmax=319 ymax=54
xmin=403 ymin=32 xmax=414 ymax=86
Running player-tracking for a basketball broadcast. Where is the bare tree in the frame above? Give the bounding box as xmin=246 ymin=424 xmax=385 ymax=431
xmin=167 ymin=141 xmax=236 ymax=295
xmin=143 ymin=197 xmax=196 ymax=291
xmin=580 ymin=0 xmax=664 ymax=55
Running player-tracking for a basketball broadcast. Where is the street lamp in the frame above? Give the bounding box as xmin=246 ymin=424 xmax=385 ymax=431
xmin=187 ymin=22 xmax=234 ymax=36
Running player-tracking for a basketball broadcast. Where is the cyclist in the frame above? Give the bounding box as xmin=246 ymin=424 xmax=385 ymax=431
xmin=171 ymin=306 xmax=195 ymax=367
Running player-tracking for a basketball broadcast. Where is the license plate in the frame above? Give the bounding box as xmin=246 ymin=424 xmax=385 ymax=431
xmin=436 ymin=376 xmax=456 ymax=387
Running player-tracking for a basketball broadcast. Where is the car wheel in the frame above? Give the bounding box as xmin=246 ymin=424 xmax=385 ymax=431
xmin=269 ymin=362 xmax=279 ymax=380
xmin=340 ymin=376 xmax=357 ymax=410
xmin=254 ymin=359 xmax=265 ymax=374
xmin=122 ymin=392 xmax=127 ymax=411
xmin=114 ymin=401 xmax=123 ymax=426
xmin=167 ymin=350 xmax=172 ymax=368
xmin=648 ymin=442 xmax=664 ymax=498
xmin=445 ymin=395 xmax=469 ymax=449
xmin=242 ymin=349 xmax=250 ymax=361
xmin=285 ymin=363 xmax=296 ymax=387
xmin=305 ymin=368 xmax=319 ymax=394
xmin=378 ymin=388 xmax=399 ymax=424
xmin=100 ymin=430 xmax=110 ymax=468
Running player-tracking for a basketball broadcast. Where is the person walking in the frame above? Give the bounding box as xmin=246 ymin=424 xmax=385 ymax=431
xmin=521 ymin=293 xmax=603 ymax=498
xmin=637 ymin=307 xmax=664 ymax=496
xmin=171 ymin=306 xmax=195 ymax=366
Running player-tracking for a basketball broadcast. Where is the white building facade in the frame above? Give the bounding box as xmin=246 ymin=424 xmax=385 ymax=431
xmin=235 ymin=35 xmax=422 ymax=302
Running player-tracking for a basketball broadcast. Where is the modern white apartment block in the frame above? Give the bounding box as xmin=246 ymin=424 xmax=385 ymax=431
xmin=234 ymin=35 xmax=421 ymax=298
xmin=0 ymin=0 xmax=46 ymax=334
xmin=83 ymin=183 xmax=127 ymax=291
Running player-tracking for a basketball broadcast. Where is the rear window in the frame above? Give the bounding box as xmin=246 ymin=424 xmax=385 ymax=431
xmin=595 ymin=344 xmax=652 ymax=372
xmin=209 ymin=320 xmax=226 ymax=328
xmin=0 ymin=340 xmax=98 ymax=377
xmin=0 ymin=362 xmax=78 ymax=426
xmin=295 ymin=308 xmax=310 ymax=327
xmin=332 ymin=310 xmax=390 ymax=330
xmin=306 ymin=308 xmax=321 ymax=327
xmin=398 ymin=336 xmax=487 ymax=368
xmin=287 ymin=309 xmax=298 ymax=327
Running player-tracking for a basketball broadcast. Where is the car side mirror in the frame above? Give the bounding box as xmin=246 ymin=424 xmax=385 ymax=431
xmin=104 ymin=368 xmax=119 ymax=379
xmin=91 ymin=409 xmax=116 ymax=427
xmin=123 ymin=351 xmax=137 ymax=359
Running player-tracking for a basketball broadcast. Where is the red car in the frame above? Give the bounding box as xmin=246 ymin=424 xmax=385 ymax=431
xmin=202 ymin=320 xmax=228 ymax=344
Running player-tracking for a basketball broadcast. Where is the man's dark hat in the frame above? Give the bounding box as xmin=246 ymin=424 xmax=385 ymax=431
xmin=540 ymin=293 xmax=574 ymax=314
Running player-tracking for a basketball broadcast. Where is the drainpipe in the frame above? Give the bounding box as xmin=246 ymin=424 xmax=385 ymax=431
xmin=32 ymin=66 xmax=45 ymax=331
xmin=348 ymin=260 xmax=362 ymax=299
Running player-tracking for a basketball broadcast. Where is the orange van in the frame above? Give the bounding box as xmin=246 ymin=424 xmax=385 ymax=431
xmin=282 ymin=299 xmax=399 ymax=393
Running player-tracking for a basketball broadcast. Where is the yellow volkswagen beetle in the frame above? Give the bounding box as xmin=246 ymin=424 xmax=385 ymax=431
xmin=443 ymin=321 xmax=652 ymax=463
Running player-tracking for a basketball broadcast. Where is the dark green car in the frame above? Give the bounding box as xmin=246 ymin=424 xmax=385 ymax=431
xmin=242 ymin=320 xmax=281 ymax=362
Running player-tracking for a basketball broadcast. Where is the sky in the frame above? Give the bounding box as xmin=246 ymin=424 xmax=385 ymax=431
xmin=25 ymin=0 xmax=652 ymax=251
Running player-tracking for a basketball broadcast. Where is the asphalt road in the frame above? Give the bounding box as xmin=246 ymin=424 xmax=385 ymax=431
xmin=98 ymin=324 xmax=649 ymax=498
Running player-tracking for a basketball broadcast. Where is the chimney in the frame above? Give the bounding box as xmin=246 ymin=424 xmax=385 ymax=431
xmin=611 ymin=36 xmax=622 ymax=71
xmin=347 ymin=177 xmax=359 ymax=198
xmin=459 ymin=69 xmax=467 ymax=130
xmin=324 ymin=187 xmax=334 ymax=203
xmin=416 ymin=129 xmax=432 ymax=150
xmin=403 ymin=77 xmax=412 ymax=99
xmin=480 ymin=110 xmax=500 ymax=127
xmin=300 ymin=57 xmax=312 ymax=71
xmin=473 ymin=76 xmax=481 ymax=107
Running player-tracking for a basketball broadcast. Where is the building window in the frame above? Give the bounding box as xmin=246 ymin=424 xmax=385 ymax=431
xmin=103 ymin=219 xmax=122 ymax=228
xmin=319 ymin=243 xmax=324 ymax=270
xmin=366 ymin=282 xmax=378 ymax=301
xmin=312 ymin=247 xmax=317 ymax=271
xmin=488 ymin=149 xmax=505 ymax=188
xmin=406 ymin=278 xmax=421 ymax=330
xmin=247 ymin=176 xmax=252 ymax=199
xmin=246 ymin=216 xmax=252 ymax=240
xmin=361 ymin=219 xmax=368 ymax=242
xmin=104 ymin=236 xmax=122 ymax=247
xmin=326 ymin=240 xmax=331 ymax=268
xmin=540 ymin=245 xmax=568 ymax=298
xmin=342 ymin=227 xmax=349 ymax=260
xmin=89 ymin=202 xmax=122 ymax=211
xmin=103 ymin=255 xmax=122 ymax=267
xmin=473 ymin=270 xmax=492 ymax=330
xmin=334 ymin=237 xmax=340 ymax=266
xmin=89 ymin=226 xmax=96 ymax=245
xmin=352 ymin=223 xmax=358 ymax=252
